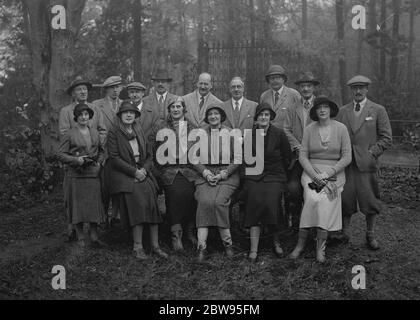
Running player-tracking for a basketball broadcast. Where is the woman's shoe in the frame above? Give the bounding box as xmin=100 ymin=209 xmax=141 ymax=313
xmin=316 ymin=229 xmax=328 ymax=263
xmin=225 ymin=245 xmax=234 ymax=258
xmin=273 ymin=243 xmax=284 ymax=258
xmin=152 ymin=247 xmax=169 ymax=259
xmin=248 ymin=251 xmax=258 ymax=263
xmin=171 ymin=230 xmax=184 ymax=252
xmin=133 ymin=248 xmax=148 ymax=260
xmin=197 ymin=248 xmax=207 ymax=263
xmin=289 ymin=229 xmax=309 ymax=259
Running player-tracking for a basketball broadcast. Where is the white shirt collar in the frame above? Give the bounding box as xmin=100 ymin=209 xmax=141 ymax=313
xmin=353 ymin=98 xmax=367 ymax=111
xmin=232 ymin=97 xmax=244 ymax=110
xmin=136 ymin=101 xmax=143 ymax=111
xmin=197 ymin=91 xmax=209 ymax=101
xmin=156 ymin=91 xmax=168 ymax=101
xmin=273 ymin=86 xmax=284 ymax=98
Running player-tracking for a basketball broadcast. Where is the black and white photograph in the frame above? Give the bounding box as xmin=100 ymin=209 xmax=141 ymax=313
xmin=0 ymin=0 xmax=419 ymax=304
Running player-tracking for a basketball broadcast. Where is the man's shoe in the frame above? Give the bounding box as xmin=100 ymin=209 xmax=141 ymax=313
xmin=366 ymin=233 xmax=380 ymax=250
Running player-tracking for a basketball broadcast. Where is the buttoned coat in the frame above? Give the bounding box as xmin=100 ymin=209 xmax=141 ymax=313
xmin=335 ymin=99 xmax=392 ymax=172
xmin=259 ymin=86 xmax=301 ymax=129
xmin=106 ymin=124 xmax=158 ymax=195
xmin=92 ymin=97 xmax=123 ymax=132
xmin=182 ymin=90 xmax=223 ymax=128
xmin=220 ymin=98 xmax=258 ymax=133
xmin=58 ymin=102 xmax=107 ymax=144
xmin=141 ymin=91 xmax=178 ymax=141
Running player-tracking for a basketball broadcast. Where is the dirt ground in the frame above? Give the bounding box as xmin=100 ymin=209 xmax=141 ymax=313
xmin=0 ymin=167 xmax=419 ymax=300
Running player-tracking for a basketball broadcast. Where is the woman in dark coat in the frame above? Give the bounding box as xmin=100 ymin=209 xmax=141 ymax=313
xmin=193 ymin=105 xmax=242 ymax=262
xmin=242 ymin=103 xmax=292 ymax=262
xmin=58 ymin=103 xmax=106 ymax=248
xmin=107 ymin=100 xmax=167 ymax=260
xmin=152 ymin=97 xmax=198 ymax=251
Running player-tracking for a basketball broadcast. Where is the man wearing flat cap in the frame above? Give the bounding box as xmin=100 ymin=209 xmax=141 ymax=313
xmin=92 ymin=76 xmax=123 ymax=132
xmin=283 ymin=71 xmax=320 ymax=231
xmin=127 ymin=82 xmax=147 ymax=112
xmin=260 ymin=65 xmax=301 ymax=130
xmin=58 ymin=76 xmax=107 ymax=241
xmin=141 ymin=70 xmax=178 ymax=141
xmin=336 ymin=75 xmax=392 ymax=250
xmin=183 ymin=72 xmax=223 ymax=128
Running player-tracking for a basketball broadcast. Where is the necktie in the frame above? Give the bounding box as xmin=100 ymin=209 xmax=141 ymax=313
xmin=234 ymin=101 xmax=240 ymax=126
xmin=355 ymin=103 xmax=361 ymax=112
xmin=159 ymin=95 xmax=164 ymax=105
xmin=112 ymin=99 xmax=118 ymax=112
xmin=199 ymin=96 xmax=205 ymax=110
xmin=274 ymin=92 xmax=280 ymax=105
xmin=304 ymin=100 xmax=310 ymax=110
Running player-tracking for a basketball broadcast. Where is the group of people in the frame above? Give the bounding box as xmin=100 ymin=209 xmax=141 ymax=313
xmin=57 ymin=64 xmax=392 ymax=263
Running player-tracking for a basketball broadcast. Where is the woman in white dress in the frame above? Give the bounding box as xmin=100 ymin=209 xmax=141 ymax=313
xmin=289 ymin=96 xmax=351 ymax=263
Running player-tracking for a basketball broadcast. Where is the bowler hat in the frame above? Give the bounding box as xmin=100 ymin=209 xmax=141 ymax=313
xmin=347 ymin=75 xmax=371 ymax=87
xmin=295 ymin=72 xmax=320 ymax=86
xmin=151 ymin=69 xmax=172 ymax=82
xmin=254 ymin=103 xmax=276 ymax=121
xmin=66 ymin=76 xmax=92 ymax=95
xmin=103 ymin=76 xmax=122 ymax=88
xmin=126 ymin=82 xmax=146 ymax=91
xmin=204 ymin=105 xmax=226 ymax=124
xmin=309 ymin=95 xmax=339 ymax=121
xmin=116 ymin=100 xmax=141 ymax=118
xmin=73 ymin=103 xmax=94 ymax=122
xmin=265 ymin=65 xmax=287 ymax=82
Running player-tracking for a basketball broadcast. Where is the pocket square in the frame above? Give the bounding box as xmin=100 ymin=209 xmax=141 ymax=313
xmin=365 ymin=117 xmax=373 ymax=121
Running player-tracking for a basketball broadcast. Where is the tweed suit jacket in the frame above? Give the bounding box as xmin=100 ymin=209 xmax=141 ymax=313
xmin=260 ymin=86 xmax=301 ymax=130
xmin=220 ymin=98 xmax=258 ymax=134
xmin=182 ymin=90 xmax=223 ymax=128
xmin=335 ymin=99 xmax=392 ymax=172
xmin=91 ymin=97 xmax=123 ymax=132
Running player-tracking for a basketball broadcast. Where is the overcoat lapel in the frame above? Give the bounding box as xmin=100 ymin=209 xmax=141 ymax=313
xmin=238 ymin=99 xmax=251 ymax=127
xmin=354 ymin=101 xmax=373 ymax=133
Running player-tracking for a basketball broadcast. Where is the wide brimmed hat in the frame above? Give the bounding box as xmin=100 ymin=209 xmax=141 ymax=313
xmin=265 ymin=65 xmax=287 ymax=82
xmin=309 ymin=95 xmax=339 ymax=121
xmin=151 ymin=69 xmax=172 ymax=82
xmin=295 ymin=72 xmax=320 ymax=86
xmin=66 ymin=76 xmax=92 ymax=95
xmin=103 ymin=76 xmax=122 ymax=88
xmin=116 ymin=100 xmax=141 ymax=118
xmin=254 ymin=103 xmax=276 ymax=121
xmin=347 ymin=75 xmax=371 ymax=87
xmin=73 ymin=103 xmax=94 ymax=121
xmin=126 ymin=82 xmax=146 ymax=91
xmin=204 ymin=105 xmax=226 ymax=124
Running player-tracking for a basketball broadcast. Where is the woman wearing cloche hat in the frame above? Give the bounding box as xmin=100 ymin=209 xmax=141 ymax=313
xmin=289 ymin=96 xmax=352 ymax=263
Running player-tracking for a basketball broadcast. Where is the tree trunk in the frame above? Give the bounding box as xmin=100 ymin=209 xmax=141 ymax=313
xmin=132 ymin=0 xmax=143 ymax=82
xmin=22 ymin=0 xmax=86 ymax=159
xmin=380 ymin=0 xmax=387 ymax=82
xmin=197 ymin=0 xmax=206 ymax=73
xmin=406 ymin=0 xmax=415 ymax=101
xmin=249 ymin=0 xmax=256 ymax=44
xmin=301 ymin=0 xmax=308 ymax=40
xmin=336 ymin=0 xmax=347 ymax=104
xmin=368 ymin=0 xmax=378 ymax=80
xmin=258 ymin=0 xmax=272 ymax=43
xmin=390 ymin=0 xmax=400 ymax=82
xmin=356 ymin=0 xmax=366 ymax=73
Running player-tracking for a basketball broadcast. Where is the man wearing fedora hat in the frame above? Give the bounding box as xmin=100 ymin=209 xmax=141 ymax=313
xmin=260 ymin=64 xmax=300 ymax=130
xmin=284 ymin=71 xmax=320 ymax=231
xmin=336 ymin=75 xmax=392 ymax=250
xmin=92 ymin=76 xmax=124 ymax=132
xmin=141 ymin=69 xmax=178 ymax=140
xmin=58 ymin=76 xmax=107 ymax=241
xmin=59 ymin=76 xmax=106 ymax=141
xmin=182 ymin=72 xmax=223 ymax=128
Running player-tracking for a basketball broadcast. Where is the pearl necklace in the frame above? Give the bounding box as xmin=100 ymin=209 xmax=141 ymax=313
xmin=319 ymin=125 xmax=331 ymax=149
